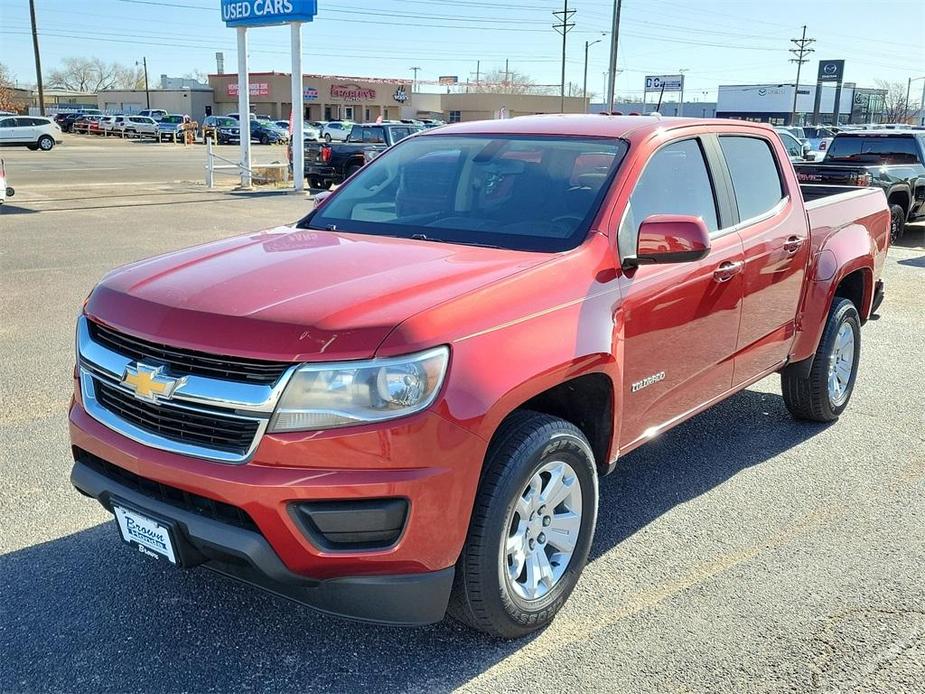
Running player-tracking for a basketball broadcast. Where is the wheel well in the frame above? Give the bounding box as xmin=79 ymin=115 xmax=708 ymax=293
xmin=516 ymin=373 xmax=614 ymax=472
xmin=888 ymin=190 xmax=910 ymax=215
xmin=834 ymin=269 xmax=869 ymax=322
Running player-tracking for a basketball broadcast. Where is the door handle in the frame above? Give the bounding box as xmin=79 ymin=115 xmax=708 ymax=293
xmin=784 ymin=236 xmax=805 ymax=253
xmin=713 ymin=260 xmax=744 ymax=283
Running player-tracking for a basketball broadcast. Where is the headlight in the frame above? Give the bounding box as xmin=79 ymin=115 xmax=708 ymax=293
xmin=269 ymin=346 xmax=449 ymax=432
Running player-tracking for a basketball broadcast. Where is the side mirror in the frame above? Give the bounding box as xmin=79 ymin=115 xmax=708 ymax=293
xmin=626 ymin=214 xmax=711 ymax=268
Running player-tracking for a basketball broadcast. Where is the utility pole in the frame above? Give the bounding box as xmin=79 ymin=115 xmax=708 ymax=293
xmin=678 ymin=68 xmax=689 ymax=116
xmin=29 ymin=0 xmax=45 ymax=116
xmin=788 ymin=25 xmax=814 ymax=126
xmin=553 ymin=0 xmax=576 ymax=113
xmin=141 ymin=57 xmax=150 ymax=108
xmin=504 ymin=59 xmax=509 ymax=93
xmin=606 ymin=0 xmax=623 ymax=112
xmin=475 ymin=60 xmax=480 ymax=91
xmin=583 ymin=39 xmax=603 ymax=113
xmin=410 ymin=66 xmax=421 ymax=92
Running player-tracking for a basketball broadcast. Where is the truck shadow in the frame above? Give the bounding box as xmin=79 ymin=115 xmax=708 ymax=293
xmin=0 ymin=388 xmax=828 ymax=693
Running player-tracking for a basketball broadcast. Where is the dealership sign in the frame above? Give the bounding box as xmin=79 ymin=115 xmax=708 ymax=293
xmin=644 ymin=74 xmax=684 ymax=92
xmin=303 ymin=86 xmax=318 ymax=100
xmin=817 ymin=60 xmax=845 ymax=82
xmin=331 ymin=84 xmax=376 ymax=101
xmin=227 ymin=82 xmax=269 ymax=96
xmin=221 ymin=0 xmax=317 ymax=27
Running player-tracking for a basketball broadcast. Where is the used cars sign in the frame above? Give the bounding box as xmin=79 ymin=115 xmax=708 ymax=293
xmin=221 ymin=0 xmax=317 ymax=27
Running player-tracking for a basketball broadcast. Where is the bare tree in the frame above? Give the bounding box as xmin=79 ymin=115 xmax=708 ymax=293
xmin=48 ymin=57 xmax=144 ymax=92
xmin=0 ymin=63 xmax=27 ymax=113
xmin=874 ymin=79 xmax=912 ymax=124
xmin=182 ymin=69 xmax=209 ymax=85
xmin=476 ymin=67 xmax=552 ymax=95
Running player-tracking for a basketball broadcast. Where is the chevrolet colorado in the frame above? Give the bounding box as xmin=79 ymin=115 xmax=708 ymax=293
xmin=70 ymin=116 xmax=890 ymax=638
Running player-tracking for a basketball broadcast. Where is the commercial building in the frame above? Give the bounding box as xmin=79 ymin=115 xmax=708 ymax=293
xmin=588 ymin=101 xmax=717 ymax=118
xmin=209 ymin=72 xmax=410 ymax=122
xmin=209 ymin=72 xmax=589 ymax=123
xmin=716 ymin=83 xmax=886 ymax=125
xmin=96 ymin=87 xmax=214 ymax=118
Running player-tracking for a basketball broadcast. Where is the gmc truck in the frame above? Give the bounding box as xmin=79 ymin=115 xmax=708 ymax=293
xmin=794 ymin=129 xmax=925 ymax=241
xmin=70 ymin=116 xmax=890 ymax=638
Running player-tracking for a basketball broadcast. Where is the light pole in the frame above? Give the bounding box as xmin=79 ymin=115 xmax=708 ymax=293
xmin=906 ymin=76 xmax=925 ymax=124
xmin=583 ymin=38 xmax=603 ymax=113
xmin=410 ymin=66 xmax=421 ymax=93
xmin=606 ymin=0 xmax=623 ymax=113
xmin=136 ymin=58 xmax=150 ymax=109
xmin=678 ymin=68 xmax=689 ymax=117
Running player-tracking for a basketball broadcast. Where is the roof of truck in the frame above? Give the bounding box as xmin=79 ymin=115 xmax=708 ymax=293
xmin=427 ymin=114 xmax=774 ymax=140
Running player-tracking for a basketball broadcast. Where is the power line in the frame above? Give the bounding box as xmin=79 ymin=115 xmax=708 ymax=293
xmin=552 ymin=0 xmax=576 ymax=112
xmin=789 ymin=25 xmax=815 ymax=125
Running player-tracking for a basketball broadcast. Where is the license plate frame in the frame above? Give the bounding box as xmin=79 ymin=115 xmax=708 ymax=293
xmin=112 ymin=501 xmax=178 ymax=565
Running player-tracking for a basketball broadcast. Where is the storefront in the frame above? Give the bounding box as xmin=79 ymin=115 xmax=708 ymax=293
xmin=716 ymin=83 xmax=886 ymax=125
xmin=209 ymin=72 xmax=410 ymax=122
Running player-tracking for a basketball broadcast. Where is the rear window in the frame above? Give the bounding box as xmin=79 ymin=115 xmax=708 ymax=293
xmin=303 ymin=134 xmax=628 ymax=252
xmin=826 ymin=135 xmax=922 ymax=164
xmin=719 ymin=136 xmax=785 ymax=221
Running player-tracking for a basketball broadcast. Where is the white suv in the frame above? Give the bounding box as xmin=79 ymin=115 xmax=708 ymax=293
xmin=321 ymin=121 xmax=354 ymax=142
xmin=0 ymin=116 xmax=63 ymax=151
xmin=121 ymin=115 xmax=159 ymax=139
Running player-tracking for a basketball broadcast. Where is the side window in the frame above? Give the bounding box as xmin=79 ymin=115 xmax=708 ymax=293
xmin=365 ymin=127 xmax=385 ymax=143
xmin=618 ymin=138 xmax=718 ymax=260
xmin=0 ymin=118 xmax=13 ymax=128
xmin=719 ymin=136 xmax=785 ymax=221
xmin=780 ymin=132 xmax=803 ymax=158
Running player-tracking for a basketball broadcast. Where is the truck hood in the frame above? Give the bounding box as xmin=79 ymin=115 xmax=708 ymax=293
xmin=86 ymin=226 xmax=550 ymax=362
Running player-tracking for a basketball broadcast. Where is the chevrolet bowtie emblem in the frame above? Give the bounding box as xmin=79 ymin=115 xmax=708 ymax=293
xmin=121 ymin=364 xmax=184 ymax=403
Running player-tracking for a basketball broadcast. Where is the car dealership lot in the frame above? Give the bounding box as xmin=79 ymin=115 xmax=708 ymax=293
xmin=1 ymin=174 xmax=923 ymax=692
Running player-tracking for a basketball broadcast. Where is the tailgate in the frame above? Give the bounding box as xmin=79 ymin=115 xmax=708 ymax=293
xmin=794 ymin=163 xmax=871 ymax=186
xmin=304 ymin=143 xmax=326 ymax=165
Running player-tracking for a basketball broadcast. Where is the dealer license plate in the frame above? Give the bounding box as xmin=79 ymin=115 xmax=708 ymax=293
xmin=113 ymin=505 xmax=177 ymax=564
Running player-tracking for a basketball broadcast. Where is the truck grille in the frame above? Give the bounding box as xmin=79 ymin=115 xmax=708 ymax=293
xmin=88 ymin=320 xmax=291 ymax=385
xmin=94 ymin=378 xmax=260 ymax=456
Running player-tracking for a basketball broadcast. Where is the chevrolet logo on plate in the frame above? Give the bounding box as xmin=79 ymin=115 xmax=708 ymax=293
xmin=121 ymin=364 xmax=184 ymax=403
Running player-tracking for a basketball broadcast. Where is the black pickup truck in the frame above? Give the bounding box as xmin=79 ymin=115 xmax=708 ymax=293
xmin=299 ymin=122 xmax=421 ymax=188
xmin=794 ymin=130 xmax=925 ymax=241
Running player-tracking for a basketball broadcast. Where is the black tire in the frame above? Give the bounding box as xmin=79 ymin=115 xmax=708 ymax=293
xmin=346 ymin=163 xmax=363 ymax=178
xmin=448 ymin=410 xmax=598 ymax=639
xmin=308 ymin=176 xmax=323 ymax=189
xmin=781 ymin=297 xmax=861 ymax=422
xmin=889 ymin=204 xmax=906 ymax=243
xmin=37 ymin=135 xmax=55 ymax=151
xmin=324 ymin=133 xmax=332 ymax=143
xmin=260 ymin=134 xmax=269 ymax=145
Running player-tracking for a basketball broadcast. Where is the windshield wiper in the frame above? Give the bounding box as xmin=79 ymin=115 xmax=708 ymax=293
xmin=411 ymin=233 xmax=502 ymax=249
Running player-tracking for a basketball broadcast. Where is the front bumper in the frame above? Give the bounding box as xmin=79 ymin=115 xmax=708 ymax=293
xmin=68 ymin=385 xmax=486 ymax=624
xmin=71 ymin=454 xmax=455 ymax=625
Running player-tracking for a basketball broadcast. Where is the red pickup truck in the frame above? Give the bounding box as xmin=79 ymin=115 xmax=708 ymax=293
xmin=70 ymin=116 xmax=889 ymax=638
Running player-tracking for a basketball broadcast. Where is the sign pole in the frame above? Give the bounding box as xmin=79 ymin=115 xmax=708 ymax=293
xmin=290 ymin=22 xmax=304 ymax=193
xmin=236 ymin=26 xmax=252 ymax=189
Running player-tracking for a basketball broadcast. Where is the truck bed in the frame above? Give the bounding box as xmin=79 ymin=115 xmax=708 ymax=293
xmin=801 ymin=186 xmax=890 ymax=273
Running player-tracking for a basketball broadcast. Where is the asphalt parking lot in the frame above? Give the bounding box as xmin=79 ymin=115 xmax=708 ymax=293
xmin=1 ymin=162 xmax=924 ymax=692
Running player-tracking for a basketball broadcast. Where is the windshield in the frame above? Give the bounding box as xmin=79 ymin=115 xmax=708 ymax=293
xmin=301 ymin=134 xmax=627 ymax=252
xmin=826 ymin=135 xmax=922 ymax=164
xmin=160 ymin=116 xmax=183 ymax=124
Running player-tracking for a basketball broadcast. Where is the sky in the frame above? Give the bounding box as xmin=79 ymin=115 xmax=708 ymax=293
xmin=1 ymin=0 xmax=923 ymax=103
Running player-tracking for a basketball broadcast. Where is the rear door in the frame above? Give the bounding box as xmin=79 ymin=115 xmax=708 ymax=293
xmin=616 ymin=135 xmax=745 ymax=448
xmin=12 ymin=117 xmax=38 ymax=143
xmin=716 ymin=133 xmax=810 ymax=385
xmin=0 ymin=116 xmax=16 ymax=144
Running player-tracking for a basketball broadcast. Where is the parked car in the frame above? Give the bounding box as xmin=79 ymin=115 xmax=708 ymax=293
xmin=156 ymin=114 xmax=185 ymax=142
xmin=55 ymin=109 xmax=102 ymax=133
xmin=201 ymin=116 xmax=240 ymax=144
xmin=0 ymin=158 xmax=13 ymax=204
xmin=121 ymin=115 xmax=159 ymax=140
xmin=320 ymin=120 xmax=355 ymax=142
xmin=72 ymin=114 xmax=103 ymax=134
xmin=774 ymin=128 xmax=813 ymax=162
xmin=801 ymin=126 xmax=838 ymax=151
xmin=100 ymin=115 xmax=128 ymax=136
xmin=86 ymin=117 xmax=105 ymax=136
xmin=794 ymin=129 xmax=925 ymax=241
xmin=138 ymin=109 xmax=168 ymax=122
xmin=70 ymin=115 xmax=890 ymax=637
xmin=250 ymin=120 xmax=288 ymax=145
xmin=227 ymin=112 xmax=256 ymax=121
xmin=274 ymin=120 xmax=290 ymax=131
xmin=300 ymin=122 xmax=422 ymax=187
xmin=0 ymin=115 xmax=62 ymax=151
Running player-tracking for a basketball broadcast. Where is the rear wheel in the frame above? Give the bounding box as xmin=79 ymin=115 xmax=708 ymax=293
xmin=324 ymin=133 xmax=332 ymax=143
xmin=781 ymin=297 xmax=861 ymax=422
xmin=889 ymin=204 xmax=906 ymax=243
xmin=38 ymin=135 xmax=55 ymax=151
xmin=346 ymin=163 xmax=363 ymax=178
xmin=448 ymin=411 xmax=598 ymax=638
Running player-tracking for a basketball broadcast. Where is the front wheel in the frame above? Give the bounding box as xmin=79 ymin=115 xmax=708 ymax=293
xmin=324 ymin=133 xmax=332 ymax=143
xmin=889 ymin=204 xmax=906 ymax=243
xmin=448 ymin=411 xmax=598 ymax=638
xmin=37 ymin=135 xmax=55 ymax=151
xmin=781 ymin=297 xmax=861 ymax=422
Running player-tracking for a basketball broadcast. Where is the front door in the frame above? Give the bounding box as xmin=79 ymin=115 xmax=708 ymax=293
xmin=616 ymin=137 xmax=745 ymax=450
xmin=715 ymin=134 xmax=810 ymax=384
